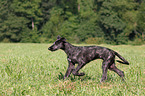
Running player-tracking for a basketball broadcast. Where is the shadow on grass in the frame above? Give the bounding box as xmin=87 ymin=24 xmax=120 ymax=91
xmin=57 ymin=72 xmax=126 ymax=83
xmin=57 ymin=72 xmax=99 ymax=82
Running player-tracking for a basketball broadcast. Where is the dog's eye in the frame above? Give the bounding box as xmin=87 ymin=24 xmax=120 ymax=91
xmin=55 ymin=41 xmax=60 ymax=45
xmin=54 ymin=40 xmax=61 ymax=45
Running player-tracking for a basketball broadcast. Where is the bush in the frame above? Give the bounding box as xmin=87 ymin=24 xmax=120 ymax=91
xmin=85 ymin=37 xmax=105 ymax=44
xmin=128 ymin=38 xmax=145 ymax=45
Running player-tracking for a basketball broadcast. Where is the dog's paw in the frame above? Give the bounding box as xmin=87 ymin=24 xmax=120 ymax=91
xmin=100 ymin=79 xmax=105 ymax=83
xmin=79 ymin=72 xmax=85 ymax=76
xmin=100 ymin=76 xmax=107 ymax=82
xmin=63 ymin=76 xmax=66 ymax=80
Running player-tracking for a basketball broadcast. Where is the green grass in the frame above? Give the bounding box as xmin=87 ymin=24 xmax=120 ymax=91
xmin=0 ymin=43 xmax=145 ymax=96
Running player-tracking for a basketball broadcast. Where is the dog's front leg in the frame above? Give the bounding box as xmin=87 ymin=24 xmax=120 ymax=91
xmin=64 ymin=60 xmax=75 ymax=79
xmin=72 ymin=63 xmax=86 ymax=76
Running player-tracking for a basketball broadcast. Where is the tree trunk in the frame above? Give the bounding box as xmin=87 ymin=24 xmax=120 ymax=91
xmin=78 ymin=4 xmax=80 ymax=12
xmin=32 ymin=18 xmax=34 ymax=30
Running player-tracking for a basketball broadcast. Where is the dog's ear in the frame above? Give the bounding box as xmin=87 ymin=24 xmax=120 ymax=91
xmin=57 ymin=35 xmax=61 ymax=39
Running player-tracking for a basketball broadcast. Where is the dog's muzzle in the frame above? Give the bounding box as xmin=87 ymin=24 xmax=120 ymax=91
xmin=48 ymin=47 xmax=56 ymax=51
xmin=48 ymin=47 xmax=51 ymax=50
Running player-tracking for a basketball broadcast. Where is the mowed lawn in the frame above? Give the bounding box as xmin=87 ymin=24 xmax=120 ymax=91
xmin=0 ymin=43 xmax=145 ymax=96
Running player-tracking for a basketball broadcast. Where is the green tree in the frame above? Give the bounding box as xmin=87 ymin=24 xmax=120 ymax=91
xmin=41 ymin=7 xmax=64 ymax=42
xmin=40 ymin=0 xmax=56 ymax=27
xmin=0 ymin=0 xmax=29 ymax=42
xmin=11 ymin=0 xmax=43 ymax=42
xmin=96 ymin=0 xmax=142 ymax=44
xmin=12 ymin=0 xmax=43 ymax=30
xmin=75 ymin=0 xmax=103 ymax=42
xmin=40 ymin=0 xmax=79 ymax=42
xmin=136 ymin=2 xmax=145 ymax=41
xmin=0 ymin=0 xmax=144 ymax=44
xmin=97 ymin=0 xmax=126 ymax=44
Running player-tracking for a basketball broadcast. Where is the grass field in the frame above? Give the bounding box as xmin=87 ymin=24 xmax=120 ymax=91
xmin=0 ymin=43 xmax=145 ymax=96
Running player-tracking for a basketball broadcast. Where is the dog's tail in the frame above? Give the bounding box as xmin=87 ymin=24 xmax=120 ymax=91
xmin=113 ymin=51 xmax=129 ymax=65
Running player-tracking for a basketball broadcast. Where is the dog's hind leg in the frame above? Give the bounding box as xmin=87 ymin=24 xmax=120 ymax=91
xmin=109 ymin=63 xmax=125 ymax=81
xmin=100 ymin=60 xmax=109 ymax=82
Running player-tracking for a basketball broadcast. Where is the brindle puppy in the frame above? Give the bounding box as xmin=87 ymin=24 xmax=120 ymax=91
xmin=48 ymin=36 xmax=129 ymax=82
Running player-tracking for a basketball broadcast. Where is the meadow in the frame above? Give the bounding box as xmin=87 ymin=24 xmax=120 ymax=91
xmin=0 ymin=43 xmax=145 ymax=96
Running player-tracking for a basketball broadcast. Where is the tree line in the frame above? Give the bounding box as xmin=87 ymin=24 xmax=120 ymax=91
xmin=0 ymin=0 xmax=144 ymax=44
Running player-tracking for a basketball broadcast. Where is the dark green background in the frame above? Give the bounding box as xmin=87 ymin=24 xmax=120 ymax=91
xmin=0 ymin=0 xmax=144 ymax=44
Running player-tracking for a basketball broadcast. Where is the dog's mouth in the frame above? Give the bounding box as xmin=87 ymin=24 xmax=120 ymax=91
xmin=48 ymin=48 xmax=57 ymax=51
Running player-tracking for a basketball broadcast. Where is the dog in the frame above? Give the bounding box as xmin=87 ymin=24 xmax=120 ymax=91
xmin=48 ymin=36 xmax=129 ymax=82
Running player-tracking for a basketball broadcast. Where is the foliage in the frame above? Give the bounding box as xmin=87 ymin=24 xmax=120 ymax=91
xmin=0 ymin=0 xmax=29 ymax=42
xmin=85 ymin=37 xmax=105 ymax=44
xmin=0 ymin=0 xmax=144 ymax=44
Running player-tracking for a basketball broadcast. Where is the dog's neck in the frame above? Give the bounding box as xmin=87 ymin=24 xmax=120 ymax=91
xmin=62 ymin=42 xmax=76 ymax=56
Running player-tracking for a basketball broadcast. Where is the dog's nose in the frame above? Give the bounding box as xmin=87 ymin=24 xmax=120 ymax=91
xmin=48 ymin=47 xmax=51 ymax=50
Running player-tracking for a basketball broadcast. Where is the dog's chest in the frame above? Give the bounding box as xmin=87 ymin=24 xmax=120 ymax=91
xmin=67 ymin=56 xmax=78 ymax=63
xmin=67 ymin=54 xmax=89 ymax=64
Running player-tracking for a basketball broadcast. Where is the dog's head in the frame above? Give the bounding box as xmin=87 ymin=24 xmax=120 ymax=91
xmin=48 ymin=36 xmax=66 ymax=51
